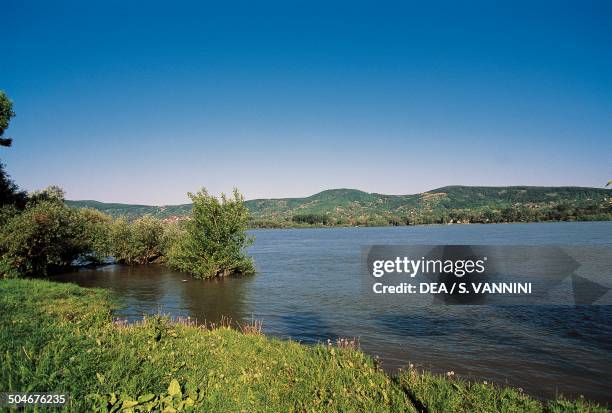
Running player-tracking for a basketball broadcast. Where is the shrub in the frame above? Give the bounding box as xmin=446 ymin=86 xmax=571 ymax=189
xmin=167 ymin=188 xmax=254 ymax=278
xmin=0 ymin=200 xmax=91 ymax=277
xmin=0 ymin=204 xmax=19 ymax=227
xmin=161 ymin=220 xmax=185 ymax=254
xmin=78 ymin=208 xmax=113 ymax=263
xmin=28 ymin=185 xmax=66 ymax=204
xmin=109 ymin=215 xmax=166 ymax=265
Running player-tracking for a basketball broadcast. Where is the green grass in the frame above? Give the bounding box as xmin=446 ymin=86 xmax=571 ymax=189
xmin=399 ymin=369 xmax=606 ymax=413
xmin=0 ymin=279 xmax=608 ymax=412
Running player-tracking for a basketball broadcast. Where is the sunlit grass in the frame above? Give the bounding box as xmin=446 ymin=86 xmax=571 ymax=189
xmin=0 ymin=279 xmax=607 ymax=412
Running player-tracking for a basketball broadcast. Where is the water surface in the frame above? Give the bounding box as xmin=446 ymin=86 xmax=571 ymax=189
xmin=57 ymin=222 xmax=612 ymax=404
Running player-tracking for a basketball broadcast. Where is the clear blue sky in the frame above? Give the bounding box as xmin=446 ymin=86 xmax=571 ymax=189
xmin=2 ymin=1 xmax=611 ymax=204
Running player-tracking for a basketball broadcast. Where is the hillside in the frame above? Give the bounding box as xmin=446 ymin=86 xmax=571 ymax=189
xmin=66 ymin=186 xmax=612 ymax=227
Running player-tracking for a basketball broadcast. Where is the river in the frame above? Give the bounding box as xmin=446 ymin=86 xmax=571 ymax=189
xmin=56 ymin=222 xmax=612 ymax=404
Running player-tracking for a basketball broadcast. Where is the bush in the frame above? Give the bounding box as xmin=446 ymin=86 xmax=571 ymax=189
xmin=28 ymin=185 xmax=66 ymax=204
xmin=78 ymin=208 xmax=113 ymax=263
xmin=109 ymin=215 xmax=166 ymax=265
xmin=0 ymin=201 xmax=91 ymax=277
xmin=0 ymin=204 xmax=19 ymax=227
xmin=167 ymin=188 xmax=254 ymax=278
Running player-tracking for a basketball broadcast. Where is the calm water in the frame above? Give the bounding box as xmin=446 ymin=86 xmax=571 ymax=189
xmin=56 ymin=222 xmax=612 ymax=404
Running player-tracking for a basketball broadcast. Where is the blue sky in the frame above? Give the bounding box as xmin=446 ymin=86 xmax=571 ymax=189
xmin=1 ymin=1 xmax=611 ymax=204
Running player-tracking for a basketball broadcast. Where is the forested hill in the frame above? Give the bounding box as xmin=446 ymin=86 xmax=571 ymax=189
xmin=66 ymin=186 xmax=612 ymax=227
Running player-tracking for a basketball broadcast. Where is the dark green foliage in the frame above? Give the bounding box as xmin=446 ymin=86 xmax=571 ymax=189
xmin=0 ymin=204 xmax=19 ymax=226
xmin=0 ymin=196 xmax=116 ymax=277
xmin=0 ymin=91 xmax=15 ymax=147
xmin=0 ymin=92 xmax=27 ymax=208
xmin=0 ymin=162 xmax=27 ymax=208
xmin=167 ymin=188 xmax=255 ymax=278
xmin=78 ymin=208 xmax=113 ymax=263
xmin=0 ymin=201 xmax=92 ymax=277
xmin=292 ymin=213 xmax=330 ymax=225
xmin=67 ymin=186 xmax=612 ymax=228
xmin=109 ymin=215 xmax=167 ymax=265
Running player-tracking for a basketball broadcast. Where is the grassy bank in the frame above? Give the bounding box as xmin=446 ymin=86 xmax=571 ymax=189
xmin=0 ymin=279 xmax=606 ymax=412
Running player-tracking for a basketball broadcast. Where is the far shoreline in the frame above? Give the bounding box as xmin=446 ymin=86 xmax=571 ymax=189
xmin=246 ymin=219 xmax=612 ymax=231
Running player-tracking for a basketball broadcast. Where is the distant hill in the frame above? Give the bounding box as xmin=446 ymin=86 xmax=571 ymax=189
xmin=66 ymin=199 xmax=192 ymax=220
xmin=66 ymin=186 xmax=612 ymax=227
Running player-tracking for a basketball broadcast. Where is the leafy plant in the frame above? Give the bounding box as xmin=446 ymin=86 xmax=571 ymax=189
xmin=0 ymin=90 xmax=15 ymax=147
xmin=167 ymin=188 xmax=254 ymax=278
xmin=79 ymin=207 xmax=113 ymax=263
xmin=0 ymin=200 xmax=92 ymax=277
xmin=109 ymin=215 xmax=166 ymax=265
xmin=88 ymin=379 xmax=203 ymax=412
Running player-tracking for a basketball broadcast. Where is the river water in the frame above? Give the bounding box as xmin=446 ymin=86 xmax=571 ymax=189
xmin=56 ymin=222 xmax=612 ymax=404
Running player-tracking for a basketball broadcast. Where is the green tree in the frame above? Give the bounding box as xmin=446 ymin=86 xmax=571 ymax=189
xmin=167 ymin=188 xmax=255 ymax=278
xmin=0 ymin=92 xmax=26 ymax=208
xmin=0 ymin=200 xmax=91 ymax=277
xmin=109 ymin=215 xmax=166 ymax=265
xmin=28 ymin=185 xmax=66 ymax=204
xmin=0 ymin=91 xmax=15 ymax=147
xmin=0 ymin=163 xmax=27 ymax=208
xmin=78 ymin=208 xmax=112 ymax=263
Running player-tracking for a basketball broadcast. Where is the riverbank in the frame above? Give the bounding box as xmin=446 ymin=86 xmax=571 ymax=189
xmin=0 ymin=279 xmax=606 ymax=412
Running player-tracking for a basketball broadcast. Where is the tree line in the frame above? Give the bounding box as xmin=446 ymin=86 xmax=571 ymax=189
xmin=249 ymin=202 xmax=611 ymax=228
xmin=0 ymin=187 xmax=255 ymax=279
xmin=0 ymin=187 xmax=254 ymax=279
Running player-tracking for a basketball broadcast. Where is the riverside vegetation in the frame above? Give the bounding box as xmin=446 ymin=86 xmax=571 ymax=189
xmin=1 ymin=279 xmax=607 ymax=412
xmin=0 ymin=186 xmax=254 ymax=279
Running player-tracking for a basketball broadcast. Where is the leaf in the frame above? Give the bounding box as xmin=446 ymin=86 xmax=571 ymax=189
xmin=138 ymin=393 xmax=156 ymax=403
xmin=96 ymin=372 xmax=105 ymax=384
xmin=168 ymin=379 xmax=182 ymax=397
xmin=121 ymin=399 xmax=139 ymax=408
xmin=162 ymin=407 xmax=177 ymax=413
